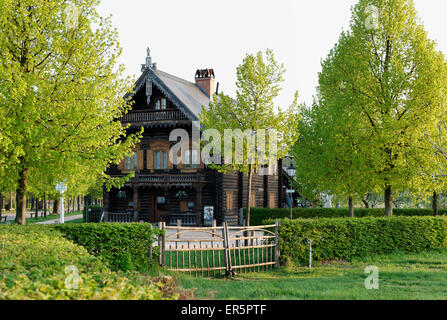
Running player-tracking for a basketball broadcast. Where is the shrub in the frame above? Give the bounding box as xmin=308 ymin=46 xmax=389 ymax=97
xmin=0 ymin=225 xmax=175 ymax=300
xmin=277 ymin=216 xmax=447 ymax=265
xmin=244 ymin=207 xmax=447 ymax=225
xmin=54 ymin=223 xmax=163 ymax=272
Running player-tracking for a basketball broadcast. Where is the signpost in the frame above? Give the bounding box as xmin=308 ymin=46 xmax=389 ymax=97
xmin=203 ymin=206 xmax=214 ymax=227
xmin=56 ymin=182 xmax=67 ymax=224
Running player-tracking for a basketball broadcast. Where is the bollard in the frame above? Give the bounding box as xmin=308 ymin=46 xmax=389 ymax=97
xmin=308 ymin=239 xmax=313 ymax=269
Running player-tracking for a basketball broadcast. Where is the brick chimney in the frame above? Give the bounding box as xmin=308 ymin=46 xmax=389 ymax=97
xmin=195 ymin=69 xmax=215 ymax=98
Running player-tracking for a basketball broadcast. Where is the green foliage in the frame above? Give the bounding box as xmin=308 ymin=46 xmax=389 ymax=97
xmin=200 ymin=49 xmax=300 ymax=176
xmin=278 ymin=217 xmax=447 ymax=264
xmin=252 ymin=207 xmax=447 ymax=225
xmin=0 ymin=0 xmax=141 ymax=224
xmin=294 ymin=0 xmax=447 ymax=212
xmin=199 ymin=49 xmax=301 ymax=226
xmin=0 ymin=225 xmax=175 ymax=300
xmin=54 ymin=223 xmax=163 ymax=272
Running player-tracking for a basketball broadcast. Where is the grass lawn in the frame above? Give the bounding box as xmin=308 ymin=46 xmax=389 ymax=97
xmin=0 ymin=211 xmax=82 ymax=224
xmin=64 ymin=218 xmax=84 ymax=224
xmin=179 ymin=249 xmax=447 ymax=300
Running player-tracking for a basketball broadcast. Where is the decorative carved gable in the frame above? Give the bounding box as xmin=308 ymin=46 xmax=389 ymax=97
xmin=149 ymin=139 xmax=171 ymax=150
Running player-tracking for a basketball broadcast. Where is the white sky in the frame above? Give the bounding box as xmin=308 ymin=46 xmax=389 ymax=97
xmin=97 ymin=0 xmax=447 ymax=109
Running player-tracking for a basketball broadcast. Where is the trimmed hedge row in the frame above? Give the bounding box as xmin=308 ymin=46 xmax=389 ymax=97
xmin=244 ymin=207 xmax=447 ymax=225
xmin=0 ymin=225 xmax=173 ymax=300
xmin=54 ymin=223 xmax=163 ymax=272
xmin=276 ymin=216 xmax=447 ymax=264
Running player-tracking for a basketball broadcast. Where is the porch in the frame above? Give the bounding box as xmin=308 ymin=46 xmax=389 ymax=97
xmin=103 ymin=184 xmax=206 ymax=226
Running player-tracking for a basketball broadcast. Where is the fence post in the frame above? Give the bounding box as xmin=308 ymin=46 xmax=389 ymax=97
xmin=177 ymin=219 xmax=182 ymax=239
xmin=223 ymin=222 xmax=233 ymax=277
xmin=275 ymin=220 xmax=281 ymax=268
xmin=212 ymin=219 xmax=217 ymax=238
xmin=239 ymin=208 xmax=243 ymax=226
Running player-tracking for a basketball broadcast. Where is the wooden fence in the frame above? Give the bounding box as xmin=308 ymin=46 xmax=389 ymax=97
xmin=158 ymin=221 xmax=280 ymax=277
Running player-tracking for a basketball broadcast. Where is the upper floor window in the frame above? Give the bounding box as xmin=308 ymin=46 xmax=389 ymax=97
xmin=155 ymin=98 xmax=167 ymax=110
xmin=125 ymin=152 xmax=138 ymax=170
xmin=184 ymin=150 xmax=199 ymax=168
xmin=155 ymin=151 xmax=167 ymax=169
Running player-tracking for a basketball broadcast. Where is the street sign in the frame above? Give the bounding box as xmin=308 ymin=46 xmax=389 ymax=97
xmin=56 ymin=182 xmax=67 ymax=224
xmin=286 ymin=189 xmax=295 ymax=194
xmin=56 ymin=182 xmax=67 ymax=193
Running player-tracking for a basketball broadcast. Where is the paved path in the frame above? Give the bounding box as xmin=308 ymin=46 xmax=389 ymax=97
xmin=1 ymin=212 xmax=82 ymax=224
xmin=1 ymin=211 xmax=46 ymax=223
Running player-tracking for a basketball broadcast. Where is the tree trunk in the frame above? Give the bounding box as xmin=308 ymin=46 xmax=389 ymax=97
xmin=15 ymin=168 xmax=29 ymax=225
xmin=348 ymin=196 xmax=354 ymax=218
xmin=433 ymin=191 xmax=438 ymax=216
xmin=53 ymin=199 xmax=60 ymax=215
xmin=362 ymin=194 xmax=370 ymax=208
xmin=384 ymin=185 xmax=393 ymax=217
xmin=246 ymin=165 xmax=253 ymax=227
xmin=35 ymin=198 xmax=39 ymax=218
xmin=77 ymin=195 xmax=81 ymax=212
xmin=44 ymin=193 xmax=47 ymax=218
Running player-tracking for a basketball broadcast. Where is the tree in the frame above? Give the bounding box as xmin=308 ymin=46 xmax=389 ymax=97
xmin=200 ymin=49 xmax=301 ymax=226
xmin=0 ymin=0 xmax=140 ymax=224
xmin=293 ymin=98 xmax=373 ymax=217
xmin=311 ymin=0 xmax=447 ymax=216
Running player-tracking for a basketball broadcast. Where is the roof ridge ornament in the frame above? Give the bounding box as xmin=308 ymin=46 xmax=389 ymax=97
xmin=141 ymin=46 xmax=153 ymax=72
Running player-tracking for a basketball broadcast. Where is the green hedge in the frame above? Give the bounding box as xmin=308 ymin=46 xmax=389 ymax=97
xmin=277 ymin=216 xmax=447 ymax=265
xmin=244 ymin=207 xmax=447 ymax=225
xmin=54 ymin=223 xmax=163 ymax=272
xmin=0 ymin=225 xmax=174 ymax=300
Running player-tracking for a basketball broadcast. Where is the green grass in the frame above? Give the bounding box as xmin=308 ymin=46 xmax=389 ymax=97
xmin=179 ymin=249 xmax=447 ymax=300
xmin=1 ymin=211 xmax=82 ymax=225
xmin=64 ymin=218 xmax=84 ymax=224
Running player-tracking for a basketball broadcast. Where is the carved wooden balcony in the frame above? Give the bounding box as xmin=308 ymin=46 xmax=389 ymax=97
xmin=121 ymin=109 xmax=188 ymax=125
xmin=137 ymin=173 xmax=205 ymax=186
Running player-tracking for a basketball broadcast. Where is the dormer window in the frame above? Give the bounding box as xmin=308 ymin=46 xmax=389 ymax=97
xmin=155 ymin=98 xmax=167 ymax=110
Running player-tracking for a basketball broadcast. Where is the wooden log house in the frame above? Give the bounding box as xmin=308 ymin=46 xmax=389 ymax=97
xmin=103 ymin=48 xmax=291 ymax=226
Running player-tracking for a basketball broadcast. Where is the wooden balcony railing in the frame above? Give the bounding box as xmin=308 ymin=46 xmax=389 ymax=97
xmin=164 ymin=213 xmax=198 ymax=226
xmin=139 ymin=174 xmax=204 ymax=185
xmin=106 ymin=212 xmax=134 ymax=223
xmin=121 ymin=109 xmax=187 ymax=123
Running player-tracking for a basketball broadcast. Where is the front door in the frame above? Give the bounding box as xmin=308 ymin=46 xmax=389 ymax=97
xmin=153 ymin=194 xmax=167 ymax=222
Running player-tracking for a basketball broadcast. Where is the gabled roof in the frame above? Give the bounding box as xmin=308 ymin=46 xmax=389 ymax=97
xmin=128 ymin=66 xmax=211 ymax=122
xmin=155 ymin=69 xmax=211 ymax=119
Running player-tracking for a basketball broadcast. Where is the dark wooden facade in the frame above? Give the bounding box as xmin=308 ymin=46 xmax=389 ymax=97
xmin=103 ymin=49 xmax=287 ymax=226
